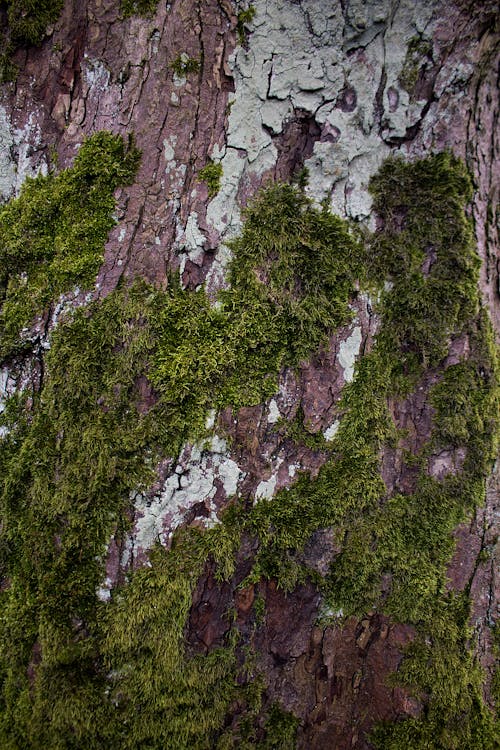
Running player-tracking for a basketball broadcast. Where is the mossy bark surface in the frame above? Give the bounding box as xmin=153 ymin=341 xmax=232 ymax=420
xmin=0 ymin=1 xmax=498 ymax=748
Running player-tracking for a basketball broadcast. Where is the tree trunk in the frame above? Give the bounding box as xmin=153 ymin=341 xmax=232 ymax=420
xmin=0 ymin=1 xmax=498 ymax=748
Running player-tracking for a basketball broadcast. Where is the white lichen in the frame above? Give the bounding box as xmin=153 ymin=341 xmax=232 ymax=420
xmin=323 ymin=419 xmax=340 ymax=441
xmin=267 ymin=398 xmax=281 ymax=424
xmin=133 ymin=437 xmax=245 ymax=550
xmin=255 ymin=474 xmax=277 ymax=501
xmin=338 ymin=325 xmax=362 ymax=382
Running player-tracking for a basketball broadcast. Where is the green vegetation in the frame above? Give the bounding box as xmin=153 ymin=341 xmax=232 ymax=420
xmin=198 ymin=161 xmax=223 ymax=198
xmin=104 ymin=535 xmax=237 ymax=749
xmin=368 ymin=153 xmax=479 ymax=378
xmin=0 ymin=283 xmax=169 ymax=746
xmin=399 ymin=35 xmax=433 ymax=94
xmin=371 ymin=594 xmax=498 ymax=749
xmin=227 ymin=154 xmax=499 ymax=746
xmin=0 ymin=0 xmax=63 ymax=47
xmin=0 ymin=0 xmax=64 ymax=81
xmin=170 ymin=53 xmax=201 ymax=77
xmin=120 ymin=0 xmax=160 ymax=17
xmin=237 ymin=5 xmax=256 ymax=46
xmin=0 ymin=131 xmax=140 ymax=360
xmin=217 ymin=697 xmax=299 ymax=749
xmin=0 ymin=159 xmax=361 ymax=746
xmin=0 ymin=146 xmax=497 ymax=747
xmin=276 ymin=406 xmax=329 ymax=451
xmin=149 ymin=182 xmax=362 ymax=432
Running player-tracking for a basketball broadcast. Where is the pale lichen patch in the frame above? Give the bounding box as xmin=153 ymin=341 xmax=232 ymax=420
xmin=338 ymin=325 xmax=362 ymax=382
xmin=323 ymin=419 xmax=340 ymax=442
xmin=133 ymin=437 xmax=245 ymax=550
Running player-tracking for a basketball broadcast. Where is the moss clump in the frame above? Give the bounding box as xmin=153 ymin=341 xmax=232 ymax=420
xmin=0 ymin=0 xmax=64 ymax=80
xmin=0 ymin=277 xmax=249 ymax=747
xmin=398 ymin=35 xmax=433 ymax=94
xmin=371 ymin=595 xmax=498 ymax=750
xmin=0 ymin=0 xmax=63 ymax=48
xmin=224 ymin=183 xmax=362 ymax=366
xmin=276 ymin=406 xmax=329 ymax=451
xmin=170 ymin=53 xmax=201 ymax=77
xmin=0 ymin=131 xmax=140 ymax=361
xmin=120 ymin=0 xmax=159 ymax=18
xmin=150 ymin=183 xmax=361 ymax=423
xmin=104 ymin=536 xmax=237 ymax=749
xmin=0 ymin=284 xmax=166 ymax=747
xmin=217 ymin=698 xmax=299 ymax=749
xmin=198 ymin=161 xmax=223 ymax=198
xmin=237 ymin=5 xmax=256 ymax=46
xmin=320 ymin=155 xmax=496 ymax=623
xmin=368 ymin=153 xmax=479 ymax=380
xmin=232 ymin=154 xmax=498 ymax=745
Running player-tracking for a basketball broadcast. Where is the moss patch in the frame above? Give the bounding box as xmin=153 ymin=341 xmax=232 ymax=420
xmin=371 ymin=594 xmax=498 ymax=749
xmin=0 ymin=131 xmax=140 ymax=360
xmin=398 ymin=35 xmax=433 ymax=94
xmin=198 ymin=161 xmax=223 ymax=198
xmin=0 ymin=175 xmax=361 ymax=747
xmin=0 ymin=0 xmax=64 ymax=81
xmin=120 ymin=0 xmax=160 ymax=18
xmin=0 ymin=150 xmax=497 ymax=747
xmin=170 ymin=53 xmax=201 ymax=77
xmin=229 ymin=154 xmax=498 ymax=745
xmin=236 ymin=5 xmax=256 ymax=46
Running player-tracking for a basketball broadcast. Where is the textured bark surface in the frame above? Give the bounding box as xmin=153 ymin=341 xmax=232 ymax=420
xmin=0 ymin=1 xmax=498 ymax=747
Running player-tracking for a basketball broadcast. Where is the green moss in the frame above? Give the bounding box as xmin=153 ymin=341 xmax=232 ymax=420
xmin=315 ymin=156 xmax=497 ymax=624
xmin=0 ymin=131 xmax=140 ymax=360
xmin=217 ymin=698 xmax=298 ymax=749
xmin=198 ymin=161 xmax=223 ymax=198
xmin=398 ymin=35 xmax=433 ymax=93
xmin=237 ymin=5 xmax=256 ymax=46
xmin=276 ymin=406 xmax=329 ymax=451
xmin=0 ymin=51 xmax=16 ymax=82
xmin=0 ymin=284 xmax=165 ymax=746
xmin=0 ymin=177 xmax=361 ymax=746
xmin=103 ymin=536 xmax=237 ymax=749
xmin=0 ymin=150 xmax=497 ymax=747
xmin=149 ymin=183 xmax=361 ymax=423
xmin=0 ymin=0 xmax=63 ymax=48
xmin=0 ymin=0 xmax=64 ymax=79
xmin=235 ymin=154 xmax=498 ymax=744
xmin=223 ymin=182 xmax=362 ymax=365
xmin=492 ymin=623 xmax=500 ymax=714
xmin=120 ymin=0 xmax=159 ymax=18
xmin=368 ymin=153 xmax=478 ymax=379
xmin=170 ymin=54 xmax=201 ymax=77
xmin=371 ymin=594 xmax=498 ymax=750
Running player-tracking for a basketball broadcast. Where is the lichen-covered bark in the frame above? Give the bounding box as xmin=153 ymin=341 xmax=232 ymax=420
xmin=0 ymin=1 xmax=498 ymax=748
